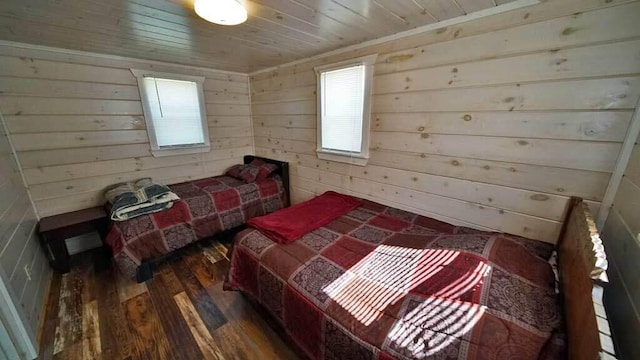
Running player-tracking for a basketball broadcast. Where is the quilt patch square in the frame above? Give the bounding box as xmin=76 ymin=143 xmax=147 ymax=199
xmin=321 ymin=236 xmax=376 ymax=270
xmin=350 ymin=225 xmax=392 ymax=244
xmin=258 ymin=179 xmax=280 ymax=198
xmin=192 ymin=214 xmax=222 ymax=239
xmin=368 ymin=214 xmax=411 ymax=232
xmin=324 ymin=317 xmax=375 ymax=360
xmin=192 ymin=178 xmax=222 ymax=189
xmin=212 ymin=188 xmax=241 ymax=211
xmin=153 ymin=201 xmax=190 ymax=229
xmin=220 ymin=208 xmax=245 ymax=229
xmin=284 ymin=286 xmax=323 ymax=358
xmin=162 ymin=223 xmax=196 ymax=251
xmin=290 ymin=257 xmax=344 ymax=308
xmin=259 ymin=266 xmax=284 ymax=319
xmin=120 ymin=215 xmax=155 ymax=242
xmin=300 ymin=228 xmax=340 ymax=252
xmin=486 ymin=267 xmax=560 ymax=333
xmin=184 ymin=195 xmax=215 ymax=218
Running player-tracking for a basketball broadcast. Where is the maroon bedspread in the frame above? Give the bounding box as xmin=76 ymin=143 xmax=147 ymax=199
xmin=247 ymin=191 xmax=361 ymax=244
xmin=106 ymin=175 xmax=285 ymax=278
xmin=225 ymin=197 xmax=564 ymax=360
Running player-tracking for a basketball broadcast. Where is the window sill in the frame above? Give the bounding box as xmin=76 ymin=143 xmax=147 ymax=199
xmin=317 ymin=151 xmax=368 ymax=166
xmin=151 ymin=145 xmax=211 ymax=157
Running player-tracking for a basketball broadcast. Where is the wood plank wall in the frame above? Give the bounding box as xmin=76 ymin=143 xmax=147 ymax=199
xmin=250 ymin=0 xmax=640 ymax=244
xmin=602 ymin=131 xmax=640 ymax=359
xmin=0 ymin=113 xmax=50 ymax=350
xmin=0 ymin=46 xmax=253 ymax=217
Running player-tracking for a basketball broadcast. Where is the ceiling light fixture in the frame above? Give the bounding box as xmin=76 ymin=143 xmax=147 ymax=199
xmin=194 ymin=0 xmax=247 ymax=26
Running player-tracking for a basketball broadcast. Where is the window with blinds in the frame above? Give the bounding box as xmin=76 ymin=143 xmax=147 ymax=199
xmin=131 ymin=70 xmax=210 ymax=157
xmin=315 ymin=54 xmax=377 ymax=166
xmin=320 ymin=65 xmax=365 ymax=153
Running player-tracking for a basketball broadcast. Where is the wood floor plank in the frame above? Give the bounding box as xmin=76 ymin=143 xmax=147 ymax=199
xmin=123 ymin=292 xmax=173 ymax=360
xmin=157 ymin=266 xmax=185 ymax=296
xmin=174 ymin=291 xmax=226 ymax=360
xmin=53 ymin=269 xmax=84 ymax=360
xmin=80 ymin=257 xmax=96 ymax=304
xmin=171 ymin=257 xmax=227 ymax=333
xmin=82 ymin=300 xmax=101 ymax=359
xmin=201 ymin=243 xmax=226 ymax=264
xmin=146 ymin=274 xmax=204 ymax=360
xmin=95 ymin=269 xmax=133 ymax=360
xmin=208 ymin=277 xmax=298 ymax=360
xmin=210 ymin=322 xmax=259 ymax=360
xmin=38 ymin=273 xmax=62 ymax=360
xmin=184 ymin=252 xmax=227 ymax=289
xmin=117 ymin=270 xmax=148 ymax=303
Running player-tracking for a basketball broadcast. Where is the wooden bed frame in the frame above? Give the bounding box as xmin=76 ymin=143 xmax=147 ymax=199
xmin=134 ymin=155 xmax=290 ymax=282
xmin=559 ymin=198 xmax=616 ymax=360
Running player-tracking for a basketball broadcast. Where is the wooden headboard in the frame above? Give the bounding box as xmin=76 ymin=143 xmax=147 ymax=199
xmin=243 ymin=155 xmax=290 ymax=207
xmin=558 ymin=198 xmax=616 ymax=359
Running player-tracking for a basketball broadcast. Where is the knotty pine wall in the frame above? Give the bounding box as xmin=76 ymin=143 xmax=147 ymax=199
xmin=0 ymin=115 xmax=50 ymax=352
xmin=602 ymin=131 xmax=640 ymax=359
xmin=250 ymin=0 xmax=640 ymax=244
xmin=0 ymin=45 xmax=253 ymax=217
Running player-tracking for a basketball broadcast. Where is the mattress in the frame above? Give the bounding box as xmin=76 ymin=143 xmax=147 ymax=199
xmin=106 ymin=175 xmax=286 ymax=278
xmin=225 ymin=197 xmax=565 ymax=359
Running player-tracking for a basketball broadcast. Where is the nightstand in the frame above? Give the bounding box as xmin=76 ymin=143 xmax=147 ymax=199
xmin=38 ymin=206 xmax=110 ymax=273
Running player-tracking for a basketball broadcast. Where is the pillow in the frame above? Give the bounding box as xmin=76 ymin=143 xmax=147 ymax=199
xmin=250 ymin=159 xmax=279 ymax=181
xmin=238 ymin=165 xmax=260 ymax=183
xmin=225 ymin=164 xmax=246 ymax=179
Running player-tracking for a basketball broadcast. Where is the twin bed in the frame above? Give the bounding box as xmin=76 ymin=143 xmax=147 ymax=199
xmin=104 ymin=156 xmax=613 ymax=360
xmin=105 ymin=156 xmax=290 ymax=281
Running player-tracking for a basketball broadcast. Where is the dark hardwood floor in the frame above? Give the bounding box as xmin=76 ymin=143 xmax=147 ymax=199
xmin=38 ymin=240 xmax=299 ymax=360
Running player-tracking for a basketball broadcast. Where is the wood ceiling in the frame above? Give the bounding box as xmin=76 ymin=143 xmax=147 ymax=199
xmin=0 ymin=0 xmax=518 ymax=73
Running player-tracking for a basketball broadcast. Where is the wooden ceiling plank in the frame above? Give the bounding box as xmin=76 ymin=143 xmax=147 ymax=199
xmin=332 ymin=0 xmax=413 ymax=30
xmin=293 ymin=0 xmax=397 ymax=36
xmin=251 ymin=0 xmax=376 ymax=39
xmin=453 ymin=0 xmax=497 ymax=14
xmin=414 ymin=0 xmax=465 ymax=22
xmin=246 ymin=1 xmax=349 ymax=44
xmin=373 ymin=0 xmax=438 ymax=27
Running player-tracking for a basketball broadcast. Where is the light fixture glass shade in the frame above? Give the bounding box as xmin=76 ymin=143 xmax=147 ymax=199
xmin=194 ymin=0 xmax=247 ymax=26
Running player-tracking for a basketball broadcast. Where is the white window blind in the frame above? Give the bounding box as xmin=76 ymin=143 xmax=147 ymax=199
xmin=320 ymin=65 xmax=365 ymax=153
xmin=141 ymin=77 xmax=205 ymax=148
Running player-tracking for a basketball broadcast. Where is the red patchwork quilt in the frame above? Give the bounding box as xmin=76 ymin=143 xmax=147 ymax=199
xmin=106 ymin=175 xmax=286 ymax=278
xmin=225 ymin=197 xmax=565 ymax=360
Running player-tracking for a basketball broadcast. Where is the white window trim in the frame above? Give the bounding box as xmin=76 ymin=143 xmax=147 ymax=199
xmin=314 ymin=54 xmax=377 ymax=166
xmin=131 ymin=69 xmax=211 ymax=157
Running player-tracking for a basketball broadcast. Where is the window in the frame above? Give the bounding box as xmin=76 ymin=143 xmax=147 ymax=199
xmin=131 ymin=69 xmax=210 ymax=157
xmin=314 ymin=54 xmax=377 ymax=166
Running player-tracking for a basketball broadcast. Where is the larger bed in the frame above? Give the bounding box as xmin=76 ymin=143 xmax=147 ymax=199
xmin=225 ymin=194 xmax=613 ymax=359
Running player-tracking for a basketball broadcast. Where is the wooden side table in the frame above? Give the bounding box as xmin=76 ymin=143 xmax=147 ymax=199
xmin=38 ymin=206 xmax=110 ymax=273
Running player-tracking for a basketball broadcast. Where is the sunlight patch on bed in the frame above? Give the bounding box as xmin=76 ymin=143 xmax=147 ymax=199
xmin=322 ymin=245 xmax=491 ymax=326
xmin=386 ymin=298 xmax=485 ymax=358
